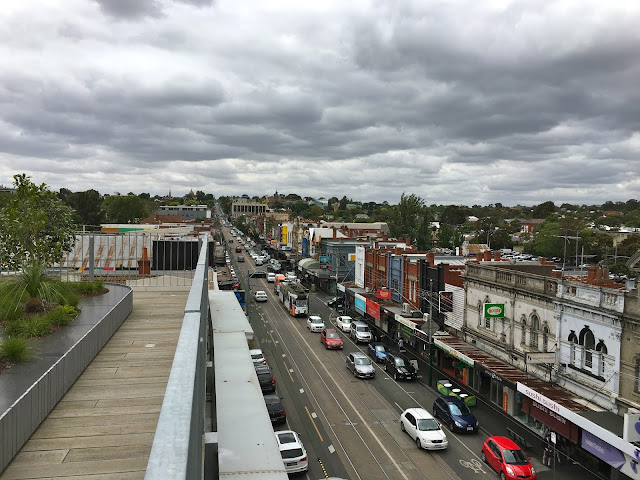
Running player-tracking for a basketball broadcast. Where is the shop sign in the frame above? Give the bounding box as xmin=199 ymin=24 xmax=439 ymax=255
xmin=624 ymin=412 xmax=640 ymax=442
xmin=517 ymin=383 xmax=572 ymax=418
xmin=377 ymin=288 xmax=392 ymax=299
xmin=581 ymin=431 xmax=627 ymax=472
xmin=526 ymin=398 xmax=576 ymax=442
xmin=366 ymin=299 xmax=380 ymax=320
xmin=399 ymin=324 xmax=415 ymax=338
xmin=337 ymin=283 xmax=345 ymax=292
xmin=484 ymin=303 xmax=505 ymax=318
xmin=355 ymin=294 xmax=366 ymax=314
xmin=525 ymin=352 xmax=556 ymax=364
xmin=433 ymin=338 xmax=474 ymax=367
xmin=319 ymin=255 xmax=330 ymax=269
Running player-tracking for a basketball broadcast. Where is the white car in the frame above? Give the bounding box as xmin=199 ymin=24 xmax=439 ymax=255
xmin=266 ymin=272 xmax=276 ymax=283
xmin=254 ymin=290 xmax=268 ymax=302
xmin=306 ymin=315 xmax=325 ymax=332
xmin=275 ymin=430 xmax=308 ymax=474
xmin=336 ymin=315 xmax=353 ymax=333
xmin=400 ymin=408 xmax=448 ymax=450
xmin=249 ymin=348 xmax=266 ymax=366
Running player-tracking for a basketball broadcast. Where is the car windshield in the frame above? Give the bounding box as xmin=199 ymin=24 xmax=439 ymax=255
xmin=355 ymin=358 xmax=371 ymax=365
xmin=326 ymin=333 xmax=339 ymax=339
xmin=251 ymin=354 xmax=263 ymax=360
xmin=257 ymin=373 xmax=272 ymax=382
xmin=449 ymin=403 xmax=471 ymax=416
xmin=310 ymin=318 xmax=322 ymax=324
xmin=357 ymin=326 xmax=369 ymax=332
xmin=375 ymin=345 xmax=386 ymax=352
xmin=394 ymin=358 xmax=406 ymax=366
xmin=503 ymin=448 xmax=528 ymax=465
xmin=416 ymin=418 xmax=441 ymax=431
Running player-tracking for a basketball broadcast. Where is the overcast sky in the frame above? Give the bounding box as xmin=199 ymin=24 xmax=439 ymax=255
xmin=1 ymin=1 xmax=639 ymax=206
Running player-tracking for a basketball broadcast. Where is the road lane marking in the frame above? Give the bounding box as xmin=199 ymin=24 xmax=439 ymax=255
xmin=305 ymin=406 xmax=324 ymax=442
xmin=328 ymin=445 xmax=335 ymax=453
xmin=283 ymin=360 xmax=294 ymax=382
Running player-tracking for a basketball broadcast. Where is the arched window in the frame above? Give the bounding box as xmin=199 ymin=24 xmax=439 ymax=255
xmin=520 ymin=315 xmax=527 ymax=345
xmin=542 ymin=324 xmax=550 ymax=352
xmin=580 ymin=327 xmax=595 ymax=368
xmin=596 ymin=340 xmax=607 ymax=354
xmin=529 ymin=313 xmax=540 ymax=349
xmin=568 ymin=330 xmax=578 ymax=364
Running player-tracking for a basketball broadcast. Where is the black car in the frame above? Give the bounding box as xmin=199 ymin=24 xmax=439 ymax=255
xmin=433 ymin=395 xmax=478 ymax=433
xmin=327 ymin=297 xmax=344 ymax=308
xmin=384 ymin=353 xmax=417 ymax=381
xmin=255 ymin=364 xmax=276 ymax=392
xmin=264 ymin=394 xmax=286 ymax=424
xmin=250 ymin=270 xmax=267 ymax=278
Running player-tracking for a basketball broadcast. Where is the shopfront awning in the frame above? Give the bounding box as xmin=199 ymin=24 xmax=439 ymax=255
xmin=298 ymin=258 xmax=319 ymax=270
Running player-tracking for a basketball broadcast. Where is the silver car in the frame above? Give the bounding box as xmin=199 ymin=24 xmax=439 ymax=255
xmin=306 ymin=315 xmax=325 ymax=332
xmin=346 ymin=352 xmax=375 ymax=379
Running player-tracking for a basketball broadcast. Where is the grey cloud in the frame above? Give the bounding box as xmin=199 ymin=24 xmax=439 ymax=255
xmin=94 ymin=0 xmax=163 ymax=19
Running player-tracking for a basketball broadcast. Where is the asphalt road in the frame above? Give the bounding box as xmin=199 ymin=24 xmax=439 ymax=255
xmin=223 ymin=231 xmax=504 ymax=480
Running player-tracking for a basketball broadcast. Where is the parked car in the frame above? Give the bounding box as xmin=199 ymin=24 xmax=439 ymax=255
xmin=433 ymin=396 xmax=479 ymax=433
xmin=250 ymin=270 xmax=267 ymax=278
xmin=264 ymin=394 xmax=286 ymax=424
xmin=249 ymin=348 xmax=266 ymax=366
xmin=254 ymin=364 xmax=276 ymax=393
xmin=346 ymin=352 xmax=375 ymax=379
xmin=384 ymin=352 xmax=417 ymax=381
xmin=400 ymin=408 xmax=448 ymax=450
xmin=336 ymin=315 xmax=353 ymax=333
xmin=321 ymin=328 xmax=343 ymax=349
xmin=254 ymin=290 xmax=268 ymax=302
xmin=307 ymin=315 xmax=325 ymax=332
xmin=349 ymin=320 xmax=373 ymax=343
xmin=267 ymin=272 xmax=276 ymax=282
xmin=367 ymin=342 xmax=388 ymax=363
xmin=327 ymin=296 xmax=344 ymax=308
xmin=275 ymin=430 xmax=308 ymax=474
xmin=481 ymin=436 xmax=536 ymax=480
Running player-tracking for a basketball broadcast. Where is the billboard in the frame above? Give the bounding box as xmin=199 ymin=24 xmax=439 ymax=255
xmin=281 ymin=225 xmax=287 ymax=244
xmin=484 ymin=303 xmax=505 ymax=318
xmin=319 ymin=255 xmax=331 ymax=269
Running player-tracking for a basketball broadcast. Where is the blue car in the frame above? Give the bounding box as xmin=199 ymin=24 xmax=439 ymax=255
xmin=432 ymin=395 xmax=479 ymax=433
xmin=367 ymin=342 xmax=388 ymax=363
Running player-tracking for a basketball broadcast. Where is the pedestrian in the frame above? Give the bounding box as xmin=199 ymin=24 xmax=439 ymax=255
xmin=398 ymin=337 xmax=405 ymax=352
xmin=542 ymin=433 xmax=553 ymax=467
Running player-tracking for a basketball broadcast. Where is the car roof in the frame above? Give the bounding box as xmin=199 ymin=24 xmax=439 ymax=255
xmin=249 ymin=349 xmax=263 ymax=355
xmin=404 ymin=408 xmax=435 ymax=420
xmin=254 ymin=364 xmax=270 ymax=373
xmin=263 ymin=394 xmax=281 ymax=404
xmin=489 ymin=436 xmax=521 ymax=449
xmin=275 ymin=430 xmax=302 ymax=448
xmin=438 ymin=395 xmax=465 ymax=406
xmin=309 ymin=315 xmax=323 ymax=321
xmin=255 ymin=290 xmax=267 ymax=294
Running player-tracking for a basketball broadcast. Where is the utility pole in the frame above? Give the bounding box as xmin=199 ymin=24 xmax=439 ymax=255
xmin=428 ymin=277 xmax=433 ymax=386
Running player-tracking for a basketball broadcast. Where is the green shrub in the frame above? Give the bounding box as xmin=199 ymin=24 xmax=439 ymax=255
xmin=3 ymin=319 xmax=26 ymax=337
xmin=0 ymin=337 xmax=31 ymax=362
xmin=22 ymin=315 xmax=53 ymax=338
xmin=46 ymin=305 xmax=77 ymax=327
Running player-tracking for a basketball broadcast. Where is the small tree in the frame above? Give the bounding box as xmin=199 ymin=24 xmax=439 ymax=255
xmin=0 ymin=174 xmax=76 ymax=270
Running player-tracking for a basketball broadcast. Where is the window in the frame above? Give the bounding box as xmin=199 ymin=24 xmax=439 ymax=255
xmin=635 ymin=356 xmax=640 ymax=393
xmin=542 ymin=324 xmax=550 ymax=352
xmin=595 ymin=339 xmax=607 ymax=354
xmin=520 ymin=315 xmax=527 ymax=345
xmin=477 ymin=301 xmax=482 ymax=327
xmin=568 ymin=330 xmax=578 ymax=364
xmin=579 ymin=327 xmax=595 ymax=368
xmin=529 ymin=313 xmax=540 ymax=349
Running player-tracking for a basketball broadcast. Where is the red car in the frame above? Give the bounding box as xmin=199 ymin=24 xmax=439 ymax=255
xmin=321 ymin=328 xmax=343 ymax=349
xmin=481 ymin=436 xmax=536 ymax=480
